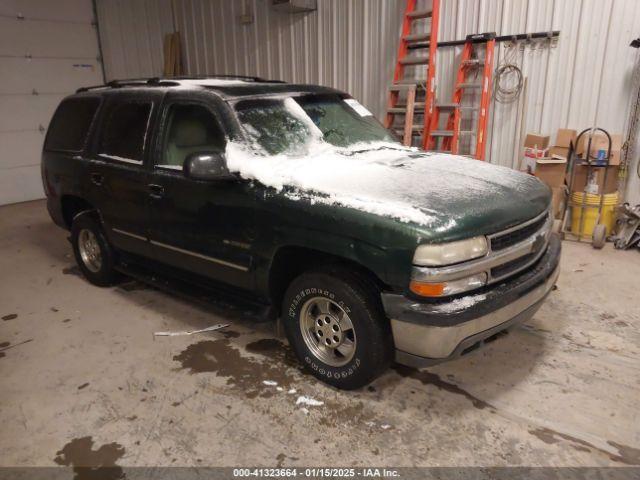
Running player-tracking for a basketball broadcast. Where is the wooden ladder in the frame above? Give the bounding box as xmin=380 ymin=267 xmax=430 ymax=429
xmin=385 ymin=0 xmax=440 ymax=147
xmin=425 ymin=33 xmax=496 ymax=160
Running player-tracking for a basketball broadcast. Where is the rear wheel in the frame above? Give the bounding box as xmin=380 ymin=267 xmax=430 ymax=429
xmin=592 ymin=224 xmax=607 ymax=249
xmin=71 ymin=212 xmax=119 ymax=286
xmin=282 ymin=267 xmax=392 ymax=389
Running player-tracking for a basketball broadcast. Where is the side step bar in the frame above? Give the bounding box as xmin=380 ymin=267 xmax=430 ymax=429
xmin=114 ymin=257 xmax=274 ymax=322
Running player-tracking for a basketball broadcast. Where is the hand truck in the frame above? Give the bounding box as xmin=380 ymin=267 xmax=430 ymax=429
xmin=560 ymin=128 xmax=614 ymax=249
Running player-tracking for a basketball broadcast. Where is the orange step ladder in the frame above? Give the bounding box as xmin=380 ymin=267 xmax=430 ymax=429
xmin=425 ymin=33 xmax=496 ymax=160
xmin=385 ymin=0 xmax=440 ymax=147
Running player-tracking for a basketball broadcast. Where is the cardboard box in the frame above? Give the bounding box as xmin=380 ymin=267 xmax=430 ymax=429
xmin=555 ymin=129 xmax=577 ymax=149
xmin=522 ymin=133 xmax=550 ymax=173
xmin=522 ymin=149 xmax=545 ymax=173
xmin=535 ymin=158 xmax=567 ymax=188
xmin=524 ymin=133 xmax=550 ymax=150
xmin=547 ymin=129 xmax=576 ymax=163
xmin=551 ymin=186 xmax=566 ymax=219
xmin=549 ymin=146 xmax=570 ymax=160
xmin=576 ymin=133 xmax=622 ymax=166
xmin=570 ymin=164 xmax=619 ymax=194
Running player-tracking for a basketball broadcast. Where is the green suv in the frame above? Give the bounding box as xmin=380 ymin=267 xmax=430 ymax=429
xmin=42 ymin=76 xmax=560 ymax=389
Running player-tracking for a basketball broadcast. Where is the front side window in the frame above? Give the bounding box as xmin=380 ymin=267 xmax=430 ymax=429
xmin=235 ymin=94 xmax=398 ymax=156
xmin=99 ymin=102 xmax=152 ymax=163
xmin=159 ymin=103 xmax=226 ymax=170
xmin=45 ymin=97 xmax=100 ymax=152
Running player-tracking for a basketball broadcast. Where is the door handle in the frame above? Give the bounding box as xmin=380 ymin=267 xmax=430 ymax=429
xmin=90 ymin=173 xmax=104 ymax=186
xmin=148 ymin=184 xmax=165 ymax=199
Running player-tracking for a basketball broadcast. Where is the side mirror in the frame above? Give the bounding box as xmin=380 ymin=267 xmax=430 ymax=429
xmin=183 ymin=152 xmax=235 ymax=181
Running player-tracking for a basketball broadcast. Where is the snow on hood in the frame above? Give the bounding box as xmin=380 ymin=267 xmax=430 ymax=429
xmin=225 ymin=140 xmax=444 ymax=225
xmin=225 ymin=129 xmax=541 ymax=228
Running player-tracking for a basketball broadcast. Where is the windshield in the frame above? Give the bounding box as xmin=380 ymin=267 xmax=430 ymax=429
xmin=234 ymin=94 xmax=399 ymax=155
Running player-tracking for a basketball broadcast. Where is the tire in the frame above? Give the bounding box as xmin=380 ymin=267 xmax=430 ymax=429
xmin=71 ymin=211 xmax=119 ymax=286
xmin=281 ymin=267 xmax=393 ymax=390
xmin=592 ymin=224 xmax=607 ymax=249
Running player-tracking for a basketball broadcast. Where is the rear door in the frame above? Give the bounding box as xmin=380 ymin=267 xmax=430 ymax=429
xmin=145 ymin=92 xmax=255 ymax=290
xmin=42 ymin=95 xmax=101 ymax=221
xmin=85 ymin=91 xmax=163 ymax=258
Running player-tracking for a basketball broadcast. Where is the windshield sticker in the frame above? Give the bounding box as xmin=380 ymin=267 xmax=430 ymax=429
xmin=344 ymin=99 xmax=373 ymax=117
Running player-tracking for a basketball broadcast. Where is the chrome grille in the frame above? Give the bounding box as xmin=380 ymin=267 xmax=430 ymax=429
xmin=490 ymin=251 xmax=537 ymax=279
xmin=412 ymin=208 xmax=554 ymax=288
xmin=490 ymin=215 xmax=548 ymax=251
xmin=485 ymin=208 xmax=553 ymax=282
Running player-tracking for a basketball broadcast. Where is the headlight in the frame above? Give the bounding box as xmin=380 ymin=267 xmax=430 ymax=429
xmin=413 ymin=236 xmax=488 ymax=266
xmin=410 ymin=272 xmax=487 ymax=297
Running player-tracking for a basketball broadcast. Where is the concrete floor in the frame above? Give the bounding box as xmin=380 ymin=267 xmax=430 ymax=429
xmin=1 ymin=199 xmax=639 ymax=468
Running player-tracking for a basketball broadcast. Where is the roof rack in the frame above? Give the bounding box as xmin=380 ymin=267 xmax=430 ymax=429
xmin=75 ymin=75 xmax=285 ymax=93
xmin=172 ymin=74 xmax=286 ymax=83
xmin=75 ymin=77 xmax=179 ymax=93
xmin=170 ymin=74 xmax=277 ymax=82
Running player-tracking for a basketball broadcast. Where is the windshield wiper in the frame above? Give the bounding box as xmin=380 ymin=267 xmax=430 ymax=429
xmin=343 ymin=144 xmax=409 ymax=155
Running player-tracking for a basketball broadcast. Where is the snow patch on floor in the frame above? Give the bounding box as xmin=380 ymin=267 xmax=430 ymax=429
xmin=295 ymin=395 xmax=324 ymax=407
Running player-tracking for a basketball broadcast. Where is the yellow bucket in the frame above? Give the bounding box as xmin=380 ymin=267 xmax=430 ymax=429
xmin=570 ymin=192 xmax=618 ymax=236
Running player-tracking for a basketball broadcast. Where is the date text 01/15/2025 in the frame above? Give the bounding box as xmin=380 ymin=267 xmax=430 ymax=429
xmin=232 ymin=468 xmax=400 ymax=477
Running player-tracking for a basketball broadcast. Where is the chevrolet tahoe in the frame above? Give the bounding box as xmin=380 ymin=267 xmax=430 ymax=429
xmin=41 ymin=76 xmax=560 ymax=389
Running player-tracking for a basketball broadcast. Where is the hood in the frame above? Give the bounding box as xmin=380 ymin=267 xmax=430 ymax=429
xmin=226 ymin=142 xmax=550 ymax=242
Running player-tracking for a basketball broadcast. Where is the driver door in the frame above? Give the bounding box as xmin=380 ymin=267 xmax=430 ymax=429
xmin=147 ymin=93 xmax=255 ymax=290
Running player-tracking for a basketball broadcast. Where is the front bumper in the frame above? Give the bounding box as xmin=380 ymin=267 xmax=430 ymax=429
xmin=382 ymin=233 xmax=561 ymax=368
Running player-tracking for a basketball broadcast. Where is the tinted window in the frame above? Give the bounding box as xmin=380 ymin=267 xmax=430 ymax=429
xmin=236 ymin=99 xmax=310 ymax=155
xmin=45 ymin=97 xmax=100 ymax=152
xmin=160 ymin=103 xmax=226 ymax=169
xmin=99 ymin=102 xmax=152 ymax=162
xmin=235 ymin=95 xmax=396 ymax=156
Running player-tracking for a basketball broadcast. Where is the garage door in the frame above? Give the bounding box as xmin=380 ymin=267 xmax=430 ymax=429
xmin=0 ymin=0 xmax=103 ymax=205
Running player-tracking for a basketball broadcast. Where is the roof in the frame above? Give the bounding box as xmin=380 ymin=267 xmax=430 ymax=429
xmin=75 ymin=75 xmax=343 ymax=100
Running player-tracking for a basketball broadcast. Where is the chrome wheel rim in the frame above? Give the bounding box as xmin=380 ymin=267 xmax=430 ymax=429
xmin=299 ymin=296 xmax=356 ymax=367
xmin=78 ymin=229 xmax=102 ymax=273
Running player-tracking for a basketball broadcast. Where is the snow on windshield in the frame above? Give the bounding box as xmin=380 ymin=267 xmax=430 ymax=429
xmin=226 ymin=97 xmax=535 ymax=226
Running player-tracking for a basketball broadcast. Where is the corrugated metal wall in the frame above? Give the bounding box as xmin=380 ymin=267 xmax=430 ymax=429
xmin=170 ymin=0 xmax=403 ymax=123
xmin=95 ymin=0 xmax=175 ymax=80
xmin=96 ymin=0 xmax=640 ymax=203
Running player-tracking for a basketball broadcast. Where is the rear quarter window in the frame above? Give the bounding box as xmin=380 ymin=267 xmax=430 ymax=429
xmin=45 ymin=97 xmax=101 ymax=152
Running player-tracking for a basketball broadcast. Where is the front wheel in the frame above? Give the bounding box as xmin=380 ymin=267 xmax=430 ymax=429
xmin=281 ymin=268 xmax=393 ymax=390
